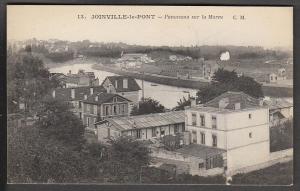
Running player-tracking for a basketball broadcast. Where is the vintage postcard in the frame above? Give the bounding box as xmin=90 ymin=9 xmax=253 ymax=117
xmin=7 ymin=5 xmax=293 ymax=185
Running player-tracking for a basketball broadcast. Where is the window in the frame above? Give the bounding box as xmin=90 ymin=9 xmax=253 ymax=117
xmin=89 ymin=104 xmax=93 ymax=114
xmin=174 ymin=124 xmax=179 ymax=134
xmin=94 ymin=105 xmax=97 ymax=115
xmin=152 ymin=128 xmax=156 ymax=137
xmin=192 ymin=113 xmax=197 ymax=126
xmin=79 ymin=101 xmax=82 ymax=109
xmin=192 ymin=131 xmax=197 ymax=143
xmin=79 ymin=112 xmax=82 ymax=119
xmin=200 ymin=114 xmax=205 ymax=126
xmin=212 ymin=116 xmax=217 ymax=129
xmin=249 ymin=114 xmax=252 ymax=119
xmin=87 ymin=117 xmax=90 ymax=126
xmin=136 ymin=129 xmax=141 ymax=139
xmin=249 ymin=132 xmax=252 ymax=138
xmin=161 ymin=130 xmax=165 ymax=136
xmin=113 ymin=105 xmax=117 ymax=115
xmin=212 ymin=135 xmax=217 ymax=147
xmin=206 ymin=155 xmax=223 ymax=169
xmin=113 ymin=97 xmax=117 ymax=102
xmin=105 ymin=106 xmax=109 ymax=116
xmin=201 ymin=132 xmax=205 ymax=144
xmin=198 ymin=162 xmax=204 ymax=169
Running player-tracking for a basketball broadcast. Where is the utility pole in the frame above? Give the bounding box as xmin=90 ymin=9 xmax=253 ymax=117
xmin=142 ymin=71 xmax=145 ymax=101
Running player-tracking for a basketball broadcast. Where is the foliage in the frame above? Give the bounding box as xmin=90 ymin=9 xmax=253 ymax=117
xmin=7 ymin=52 xmax=59 ymax=113
xmin=161 ymin=134 xmax=182 ymax=151
xmin=212 ymin=68 xmax=238 ymax=83
xmin=131 ymin=97 xmax=165 ymax=115
xmin=232 ymin=161 xmax=293 ymax=185
xmin=173 ymin=96 xmax=191 ymax=111
xmin=46 ymin=51 xmax=74 ymax=62
xmin=35 ymin=98 xmax=86 ymax=149
xmin=270 ymin=120 xmax=293 ymax=152
xmin=102 ymin=136 xmax=152 ymax=183
xmin=197 ymin=68 xmax=263 ymax=103
xmin=141 ymin=167 xmax=226 ymax=184
xmin=7 ymin=124 xmax=86 ymax=183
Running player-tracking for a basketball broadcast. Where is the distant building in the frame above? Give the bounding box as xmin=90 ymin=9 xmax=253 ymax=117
xmin=116 ymin=53 xmax=154 ymax=69
xmin=81 ymin=93 xmax=132 ymax=129
xmin=263 ymin=97 xmax=293 ymax=126
xmin=95 ymin=110 xmax=185 ymax=142
xmin=169 ymin=55 xmax=192 ymax=62
xmin=266 ymin=68 xmax=287 ymax=84
xmin=101 ymin=76 xmax=141 ymax=111
xmin=184 ymin=91 xmax=270 ymax=175
xmin=58 ymin=69 xmax=99 ymax=88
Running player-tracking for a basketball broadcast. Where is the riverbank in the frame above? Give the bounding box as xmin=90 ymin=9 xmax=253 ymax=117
xmin=92 ymin=64 xmax=293 ymax=97
xmin=92 ymin=64 xmax=209 ymax=89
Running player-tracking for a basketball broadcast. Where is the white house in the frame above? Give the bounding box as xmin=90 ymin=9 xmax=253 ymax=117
xmin=185 ymin=91 xmax=270 ymax=175
xmin=101 ymin=76 xmax=141 ymax=112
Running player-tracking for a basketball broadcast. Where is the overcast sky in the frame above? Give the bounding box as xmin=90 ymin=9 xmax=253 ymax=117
xmin=7 ymin=5 xmax=293 ymax=49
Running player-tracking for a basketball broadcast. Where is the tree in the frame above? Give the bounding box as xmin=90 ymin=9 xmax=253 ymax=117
xmin=102 ymin=136 xmax=152 ymax=183
xmin=197 ymin=68 xmax=263 ymax=103
xmin=173 ymin=96 xmax=191 ymax=111
xmin=35 ymin=98 xmax=85 ymax=149
xmin=7 ymin=52 xmax=59 ymax=113
xmin=131 ymin=97 xmax=165 ymax=115
xmin=212 ymin=68 xmax=238 ymax=83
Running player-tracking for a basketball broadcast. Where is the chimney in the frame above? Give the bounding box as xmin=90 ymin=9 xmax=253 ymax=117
xmin=71 ymin=88 xmax=75 ymax=99
xmin=95 ymin=96 xmax=98 ymax=101
xmin=90 ymin=87 xmax=94 ymax=95
xmin=69 ymin=70 xmax=71 ymax=75
xmin=219 ymin=98 xmax=229 ymax=109
xmin=84 ymin=94 xmax=88 ymax=100
xmin=190 ymin=97 xmax=196 ymax=107
xmin=52 ymin=90 xmax=56 ymax=98
xmin=234 ymin=102 xmax=241 ymax=110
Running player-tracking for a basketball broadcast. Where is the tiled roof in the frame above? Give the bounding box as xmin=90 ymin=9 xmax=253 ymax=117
xmin=81 ymin=92 xmax=131 ymax=105
xmin=264 ymin=98 xmax=293 ymax=110
xmin=50 ymin=86 xmax=106 ymax=101
xmin=204 ymin=91 xmax=260 ymax=110
xmin=98 ymin=111 xmax=185 ymax=130
xmin=103 ymin=76 xmax=141 ymax=92
xmin=176 ymin=144 xmax=226 ymax=159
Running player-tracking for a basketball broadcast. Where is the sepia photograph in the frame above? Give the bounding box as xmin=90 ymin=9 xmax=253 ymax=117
xmin=6 ymin=5 xmax=293 ymax=185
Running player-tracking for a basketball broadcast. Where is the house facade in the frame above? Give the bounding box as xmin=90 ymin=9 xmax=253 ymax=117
xmin=185 ymin=91 xmax=270 ymax=175
xmin=95 ymin=111 xmax=185 ymax=142
xmin=101 ymin=76 xmax=141 ymax=111
xmin=81 ymin=93 xmax=131 ymax=129
xmin=50 ymin=85 xmax=106 ymax=119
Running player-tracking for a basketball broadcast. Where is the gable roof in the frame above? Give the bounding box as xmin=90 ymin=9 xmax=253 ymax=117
xmin=204 ymin=91 xmax=260 ymax=110
xmin=82 ymin=92 xmax=132 ymax=105
xmin=102 ymin=76 xmax=141 ymax=92
xmin=97 ymin=111 xmax=185 ymax=130
xmin=50 ymin=86 xmax=106 ymax=102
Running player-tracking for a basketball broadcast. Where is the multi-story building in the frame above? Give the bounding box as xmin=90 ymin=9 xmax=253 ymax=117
xmin=50 ymin=85 xmax=105 ymax=119
xmin=185 ymin=91 xmax=270 ymax=175
xmin=101 ymin=76 xmax=141 ymax=110
xmin=81 ymin=92 xmax=132 ymax=129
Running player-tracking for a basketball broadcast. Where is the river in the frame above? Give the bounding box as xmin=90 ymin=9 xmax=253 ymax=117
xmin=48 ymin=63 xmax=197 ymax=109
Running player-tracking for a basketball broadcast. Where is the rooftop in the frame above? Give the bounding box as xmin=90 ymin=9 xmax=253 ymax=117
xmin=98 ymin=110 xmax=185 ymax=130
xmin=176 ymin=144 xmax=226 ymax=159
xmin=50 ymin=85 xmax=106 ymax=101
xmin=264 ymin=98 xmax=293 ymax=110
xmin=204 ymin=91 xmax=261 ymax=110
xmin=82 ymin=92 xmax=131 ymax=105
xmin=103 ymin=76 xmax=141 ymax=92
